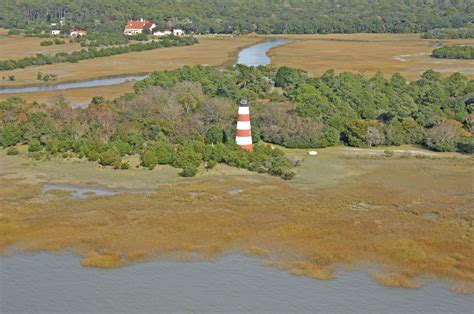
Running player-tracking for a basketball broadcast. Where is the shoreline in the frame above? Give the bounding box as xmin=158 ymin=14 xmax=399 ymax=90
xmin=1 ymin=146 xmax=472 ymax=290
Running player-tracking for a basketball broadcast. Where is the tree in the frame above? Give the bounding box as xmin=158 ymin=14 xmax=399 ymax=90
xmin=275 ymin=66 xmax=304 ymax=88
xmin=0 ymin=124 xmax=22 ymax=147
xmin=206 ymin=125 xmax=224 ymax=144
xmin=425 ymin=119 xmax=464 ymax=152
xmin=88 ymin=104 xmax=115 ymax=140
xmin=155 ymin=143 xmax=174 ymax=164
xmin=173 ymin=142 xmax=202 ymax=169
xmin=364 ymin=127 xmax=385 ymax=147
xmin=142 ymin=149 xmax=158 ymax=169
xmin=202 ymin=98 xmax=233 ymax=126
xmin=172 ymin=81 xmax=204 ymax=114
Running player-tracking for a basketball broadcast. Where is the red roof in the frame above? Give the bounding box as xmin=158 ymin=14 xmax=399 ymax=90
xmin=126 ymin=20 xmax=154 ymax=29
xmin=70 ymin=29 xmax=87 ymax=33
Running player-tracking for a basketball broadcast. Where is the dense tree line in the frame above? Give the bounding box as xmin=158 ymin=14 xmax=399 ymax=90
xmin=431 ymin=46 xmax=474 ymax=60
xmin=422 ymin=26 xmax=474 ymax=39
xmin=0 ymin=36 xmax=197 ymax=71
xmin=0 ymin=77 xmax=296 ymax=179
xmin=135 ymin=65 xmax=473 ymax=153
xmin=1 ymin=65 xmax=473 ymax=180
xmin=0 ymin=0 xmax=472 ymax=35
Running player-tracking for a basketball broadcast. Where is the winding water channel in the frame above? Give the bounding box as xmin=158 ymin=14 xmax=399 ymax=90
xmin=0 ymin=38 xmax=288 ymax=94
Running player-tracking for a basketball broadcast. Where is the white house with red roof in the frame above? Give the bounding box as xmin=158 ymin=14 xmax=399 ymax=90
xmin=70 ymin=29 xmax=87 ymax=37
xmin=124 ymin=19 xmax=156 ymax=35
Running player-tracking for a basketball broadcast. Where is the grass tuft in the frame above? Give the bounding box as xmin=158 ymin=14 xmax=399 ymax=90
xmin=80 ymin=251 xmax=124 ymax=268
xmin=290 ymin=261 xmax=335 ymax=280
xmin=246 ymin=246 xmax=270 ymax=257
xmin=450 ymin=282 xmax=474 ymax=295
xmin=371 ymin=271 xmax=421 ymax=289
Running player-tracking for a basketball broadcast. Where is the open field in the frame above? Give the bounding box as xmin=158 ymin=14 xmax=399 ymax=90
xmin=1 ymin=146 xmax=472 ymax=291
xmin=0 ymin=36 xmax=261 ymax=105
xmin=269 ymin=33 xmax=474 ymax=80
xmin=0 ymin=36 xmax=261 ymax=87
xmin=0 ymin=35 xmax=82 ymax=61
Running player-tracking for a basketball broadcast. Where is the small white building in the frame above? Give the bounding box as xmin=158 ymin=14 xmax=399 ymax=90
xmin=153 ymin=29 xmax=172 ymax=36
xmin=51 ymin=30 xmax=61 ymax=36
xmin=173 ymin=29 xmax=185 ymax=36
xmin=70 ymin=29 xmax=87 ymax=37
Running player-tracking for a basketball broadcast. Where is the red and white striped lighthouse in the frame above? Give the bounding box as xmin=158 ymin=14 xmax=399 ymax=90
xmin=235 ymin=99 xmax=253 ymax=151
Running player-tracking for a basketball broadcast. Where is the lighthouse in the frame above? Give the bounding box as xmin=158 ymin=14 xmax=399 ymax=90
xmin=235 ymin=99 xmax=253 ymax=151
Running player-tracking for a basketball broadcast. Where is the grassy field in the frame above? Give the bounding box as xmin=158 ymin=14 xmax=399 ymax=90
xmin=0 ymin=35 xmax=82 ymax=61
xmin=0 ymin=35 xmax=261 ymax=105
xmin=1 ymin=146 xmax=472 ymax=292
xmin=269 ymin=33 xmax=474 ymax=80
xmin=0 ymin=36 xmax=261 ymax=87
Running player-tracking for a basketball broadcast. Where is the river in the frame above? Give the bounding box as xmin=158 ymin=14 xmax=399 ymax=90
xmin=0 ymin=38 xmax=288 ymax=94
xmin=1 ymin=254 xmax=471 ymax=313
xmin=236 ymin=38 xmax=289 ymax=66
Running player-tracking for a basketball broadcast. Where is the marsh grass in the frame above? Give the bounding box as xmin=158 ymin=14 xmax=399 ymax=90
xmin=290 ymin=261 xmax=335 ymax=280
xmin=80 ymin=251 xmax=124 ymax=268
xmin=269 ymin=33 xmax=474 ymax=80
xmin=127 ymin=250 xmax=146 ymax=262
xmin=245 ymin=246 xmax=270 ymax=257
xmin=371 ymin=271 xmax=421 ymax=289
xmin=1 ymin=152 xmax=473 ymax=291
xmin=450 ymin=282 xmax=474 ymax=294
xmin=0 ymin=37 xmax=260 ymax=88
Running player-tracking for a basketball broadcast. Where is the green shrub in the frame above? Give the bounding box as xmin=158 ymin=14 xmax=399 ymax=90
xmin=206 ymin=159 xmax=217 ymax=169
xmin=457 ymin=137 xmax=474 ymax=154
xmin=6 ymin=147 xmax=19 ymax=155
xmin=206 ymin=125 xmax=224 ymax=144
xmin=180 ymin=164 xmax=198 ymax=177
xmin=28 ymin=139 xmax=43 ymax=152
xmin=155 ymin=144 xmax=174 ymax=164
xmin=99 ymin=147 xmax=121 ymax=166
xmin=0 ymin=124 xmax=22 ymax=147
xmin=40 ymin=40 xmax=53 ymax=46
xmin=86 ymin=150 xmax=100 ymax=161
xmin=142 ymin=149 xmax=158 ymax=169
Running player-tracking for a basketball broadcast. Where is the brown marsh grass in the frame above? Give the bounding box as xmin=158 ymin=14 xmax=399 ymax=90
xmin=451 ymin=282 xmax=474 ymax=294
xmin=0 ymin=36 xmax=261 ymax=88
xmin=269 ymin=33 xmax=474 ymax=80
xmin=0 ymin=35 xmax=82 ymax=61
xmin=80 ymin=251 xmax=124 ymax=268
xmin=0 ymin=148 xmax=472 ymax=290
xmin=371 ymin=272 xmax=421 ymax=289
